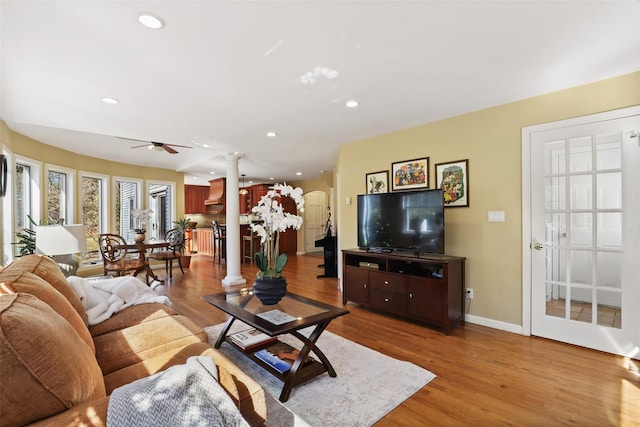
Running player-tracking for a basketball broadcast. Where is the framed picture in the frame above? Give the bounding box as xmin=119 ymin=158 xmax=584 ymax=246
xmin=391 ymin=157 xmax=429 ymax=191
xmin=365 ymin=170 xmax=389 ymax=194
xmin=435 ymin=159 xmax=469 ymax=207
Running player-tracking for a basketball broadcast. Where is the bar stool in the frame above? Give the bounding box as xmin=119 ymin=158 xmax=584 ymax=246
xmin=242 ymin=234 xmax=260 ymax=264
xmin=212 ymin=221 xmax=226 ymax=264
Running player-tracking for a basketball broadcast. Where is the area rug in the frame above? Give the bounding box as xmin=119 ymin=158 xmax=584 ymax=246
xmin=205 ymin=323 xmax=436 ymax=427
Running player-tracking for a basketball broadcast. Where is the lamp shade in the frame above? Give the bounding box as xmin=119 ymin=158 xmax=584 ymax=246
xmin=35 ymin=224 xmax=87 ymax=256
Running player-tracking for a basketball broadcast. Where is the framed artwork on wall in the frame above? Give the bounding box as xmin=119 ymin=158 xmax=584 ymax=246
xmin=365 ymin=170 xmax=389 ymax=194
xmin=391 ymin=157 xmax=429 ymax=191
xmin=435 ymin=159 xmax=469 ymax=207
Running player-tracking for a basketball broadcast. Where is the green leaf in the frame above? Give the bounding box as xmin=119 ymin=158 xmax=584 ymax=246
xmin=275 ymin=253 xmax=288 ymax=273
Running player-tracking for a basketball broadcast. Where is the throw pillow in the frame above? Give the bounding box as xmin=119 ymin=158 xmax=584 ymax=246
xmin=0 ymin=293 xmax=106 ymax=426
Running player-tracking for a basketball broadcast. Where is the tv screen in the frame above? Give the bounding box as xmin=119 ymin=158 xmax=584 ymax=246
xmin=357 ymin=189 xmax=444 ymax=255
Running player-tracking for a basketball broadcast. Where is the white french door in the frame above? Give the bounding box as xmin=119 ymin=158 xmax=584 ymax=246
xmin=304 ymin=191 xmax=328 ymax=253
xmin=524 ymin=107 xmax=640 ymax=359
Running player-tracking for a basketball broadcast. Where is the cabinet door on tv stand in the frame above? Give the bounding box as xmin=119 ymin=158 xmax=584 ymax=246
xmin=343 ymin=266 xmax=369 ymax=304
xmin=407 ymin=277 xmax=445 ymax=325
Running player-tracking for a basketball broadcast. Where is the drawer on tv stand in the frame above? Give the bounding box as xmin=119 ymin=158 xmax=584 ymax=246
xmin=369 ymin=271 xmax=406 ymax=294
xmin=369 ymin=289 xmax=406 ymax=314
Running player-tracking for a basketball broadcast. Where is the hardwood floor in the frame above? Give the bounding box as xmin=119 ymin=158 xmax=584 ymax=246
xmin=155 ymin=254 xmax=639 ymax=426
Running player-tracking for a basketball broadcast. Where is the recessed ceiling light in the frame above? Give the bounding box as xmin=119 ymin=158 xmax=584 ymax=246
xmin=137 ymin=12 xmax=165 ymax=29
xmin=345 ymin=99 xmax=359 ymax=108
xmin=296 ymin=172 xmax=302 ymax=176
xmin=101 ymin=97 xmax=119 ymax=104
xmin=209 ymin=171 xmax=216 ymax=175
xmin=266 ymin=131 xmax=277 ymax=138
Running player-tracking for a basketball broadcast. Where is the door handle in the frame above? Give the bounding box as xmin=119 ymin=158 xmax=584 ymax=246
xmin=532 ymin=241 xmax=544 ymax=251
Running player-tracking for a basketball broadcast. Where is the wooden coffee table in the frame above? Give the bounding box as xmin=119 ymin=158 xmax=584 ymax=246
xmin=202 ymin=289 xmax=349 ymax=402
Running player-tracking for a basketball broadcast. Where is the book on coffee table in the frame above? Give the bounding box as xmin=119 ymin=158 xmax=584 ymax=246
xmin=229 ymin=328 xmax=277 ymax=350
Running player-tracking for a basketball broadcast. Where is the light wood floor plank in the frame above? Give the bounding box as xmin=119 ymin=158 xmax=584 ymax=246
xmin=154 ymin=254 xmax=640 ymax=426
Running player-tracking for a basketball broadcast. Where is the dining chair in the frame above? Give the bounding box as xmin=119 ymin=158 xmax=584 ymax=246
xmin=211 ymin=221 xmax=226 ymax=264
xmin=147 ymin=228 xmax=185 ymax=279
xmin=98 ymin=233 xmax=148 ymax=282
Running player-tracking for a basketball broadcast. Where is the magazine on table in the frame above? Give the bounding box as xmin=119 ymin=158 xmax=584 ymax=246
xmin=254 ymin=342 xmax=315 ymax=374
xmin=265 ymin=341 xmax=315 ymax=366
xmin=256 ymin=309 xmax=297 ymax=325
xmin=254 ymin=349 xmax=292 ymax=374
xmin=229 ymin=328 xmax=276 ymax=350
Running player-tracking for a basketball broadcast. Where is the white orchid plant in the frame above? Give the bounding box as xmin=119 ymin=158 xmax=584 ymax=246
xmin=131 ymin=208 xmax=153 ymax=233
xmin=250 ymin=183 xmax=304 ymax=278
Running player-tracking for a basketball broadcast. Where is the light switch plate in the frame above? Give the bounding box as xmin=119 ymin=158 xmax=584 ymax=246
xmin=488 ymin=211 xmax=505 ymax=222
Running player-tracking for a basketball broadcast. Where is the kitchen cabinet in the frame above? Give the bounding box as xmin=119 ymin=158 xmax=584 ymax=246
xmin=184 ymin=185 xmax=209 ymax=214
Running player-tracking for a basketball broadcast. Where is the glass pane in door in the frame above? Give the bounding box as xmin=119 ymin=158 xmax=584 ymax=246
xmin=543 ymin=134 xmax=624 ymax=329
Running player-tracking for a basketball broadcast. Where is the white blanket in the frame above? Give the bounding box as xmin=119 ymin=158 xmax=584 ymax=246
xmin=67 ymin=276 xmax=171 ymax=325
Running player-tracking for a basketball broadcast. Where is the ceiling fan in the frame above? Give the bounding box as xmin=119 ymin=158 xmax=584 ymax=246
xmin=116 ymin=137 xmax=193 ymax=154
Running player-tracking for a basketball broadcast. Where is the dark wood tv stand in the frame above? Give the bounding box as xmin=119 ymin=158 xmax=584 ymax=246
xmin=342 ymin=249 xmax=465 ymax=334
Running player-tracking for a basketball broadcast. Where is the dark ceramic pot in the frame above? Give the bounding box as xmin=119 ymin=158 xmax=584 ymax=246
xmin=253 ymin=276 xmax=287 ymax=305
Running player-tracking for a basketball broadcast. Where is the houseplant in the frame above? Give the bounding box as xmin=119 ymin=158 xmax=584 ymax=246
xmin=12 ymin=215 xmax=38 ymax=256
xmin=172 ymin=216 xmax=192 ymax=268
xmin=250 ymin=183 xmax=304 ymax=304
xmin=131 ymin=208 xmax=153 ymax=242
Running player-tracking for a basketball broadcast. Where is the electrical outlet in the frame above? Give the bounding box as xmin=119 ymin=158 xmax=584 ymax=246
xmin=466 ymin=288 xmax=474 ymax=300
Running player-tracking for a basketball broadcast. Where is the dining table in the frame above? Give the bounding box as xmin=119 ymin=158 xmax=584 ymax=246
xmin=115 ymin=239 xmax=170 ymax=285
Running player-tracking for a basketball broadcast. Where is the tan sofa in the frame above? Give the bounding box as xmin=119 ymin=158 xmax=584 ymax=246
xmin=0 ymin=255 xmax=267 ymax=426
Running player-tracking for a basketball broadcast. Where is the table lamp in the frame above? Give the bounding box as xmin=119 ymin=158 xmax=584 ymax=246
xmin=35 ymin=224 xmax=87 ymax=276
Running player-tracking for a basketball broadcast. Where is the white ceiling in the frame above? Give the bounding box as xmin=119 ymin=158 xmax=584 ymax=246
xmin=2 ymin=1 xmax=639 ymax=185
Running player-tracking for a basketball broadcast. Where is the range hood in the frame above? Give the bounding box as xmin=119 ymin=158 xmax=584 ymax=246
xmin=205 ymin=178 xmax=226 ymax=214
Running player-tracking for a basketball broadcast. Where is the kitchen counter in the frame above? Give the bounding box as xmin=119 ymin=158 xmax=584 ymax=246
xmin=192 ymin=228 xmax=213 ymax=256
xmin=191 ymin=225 xmax=260 ymax=259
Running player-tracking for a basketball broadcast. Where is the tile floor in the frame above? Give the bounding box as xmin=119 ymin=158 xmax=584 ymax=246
xmin=546 ymin=299 xmax=621 ymax=328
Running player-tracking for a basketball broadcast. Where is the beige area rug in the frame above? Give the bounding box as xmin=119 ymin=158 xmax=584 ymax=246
xmin=205 ymin=323 xmax=436 ymax=427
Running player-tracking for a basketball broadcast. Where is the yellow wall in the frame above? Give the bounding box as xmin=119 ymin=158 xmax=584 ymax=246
xmin=337 ymin=71 xmax=640 ymax=326
xmin=290 ymin=171 xmax=333 ymax=194
xmin=1 ymin=122 xmax=185 ymax=269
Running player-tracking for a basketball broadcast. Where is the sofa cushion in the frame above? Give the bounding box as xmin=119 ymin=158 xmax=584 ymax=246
xmin=88 ymin=302 xmax=178 ymax=337
xmin=3 ymin=255 xmax=88 ymax=325
xmin=26 ymin=397 xmax=111 ymax=427
xmin=0 ymin=270 xmax=94 ymax=353
xmin=0 ymin=293 xmax=106 ymax=427
xmin=93 ymin=314 xmax=207 ymax=375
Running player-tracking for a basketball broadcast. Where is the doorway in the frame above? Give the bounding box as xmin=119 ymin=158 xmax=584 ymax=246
xmin=147 ymin=182 xmax=174 ymax=241
xmin=522 ymin=106 xmax=640 ymax=359
xmin=303 ymin=190 xmax=328 ymax=254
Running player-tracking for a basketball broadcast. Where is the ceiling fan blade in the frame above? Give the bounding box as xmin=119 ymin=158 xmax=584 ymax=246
xmin=165 ymin=143 xmax=193 ymax=149
xmin=163 ymin=145 xmax=179 ymax=154
xmin=117 ymin=136 xmax=149 ymax=143
xmin=130 ymin=144 xmax=151 ymax=149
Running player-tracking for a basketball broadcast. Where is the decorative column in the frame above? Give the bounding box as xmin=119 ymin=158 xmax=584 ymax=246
xmin=222 ymin=153 xmax=247 ymax=286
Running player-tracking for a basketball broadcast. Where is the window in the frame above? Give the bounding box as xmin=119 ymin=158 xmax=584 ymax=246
xmin=114 ymin=177 xmax=142 ymax=242
xmin=45 ymin=164 xmax=75 ymax=224
xmin=11 ymin=156 xmax=42 ymax=259
xmin=80 ymin=172 xmax=109 ymax=264
xmin=15 ymin=163 xmax=31 ymax=230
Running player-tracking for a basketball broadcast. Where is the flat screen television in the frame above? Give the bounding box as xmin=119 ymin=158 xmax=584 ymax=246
xmin=357 ymin=189 xmax=444 ymax=255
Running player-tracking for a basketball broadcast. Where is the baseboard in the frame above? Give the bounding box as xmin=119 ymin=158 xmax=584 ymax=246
xmin=465 ymin=314 xmax=523 ymax=335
